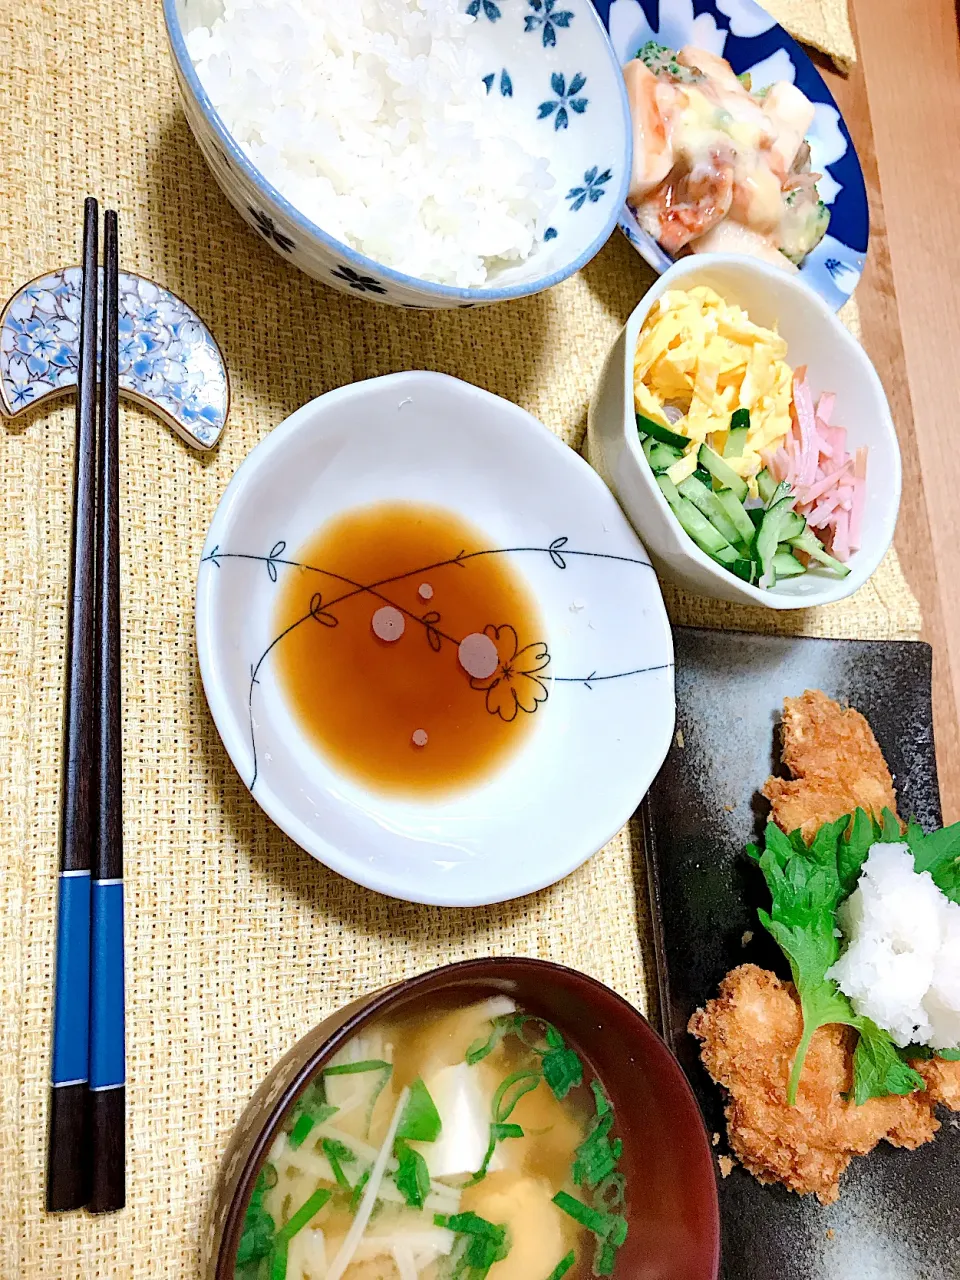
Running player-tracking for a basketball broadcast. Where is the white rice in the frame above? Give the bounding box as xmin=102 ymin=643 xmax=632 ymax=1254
xmin=185 ymin=0 xmax=557 ymax=287
xmin=827 ymin=842 xmax=960 ymax=1050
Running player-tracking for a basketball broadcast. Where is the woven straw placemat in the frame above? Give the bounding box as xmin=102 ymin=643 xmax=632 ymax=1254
xmin=0 ymin=0 xmax=913 ymax=1275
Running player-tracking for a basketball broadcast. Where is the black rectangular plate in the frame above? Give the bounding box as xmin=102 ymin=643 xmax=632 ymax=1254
xmin=641 ymin=627 xmax=960 ymax=1280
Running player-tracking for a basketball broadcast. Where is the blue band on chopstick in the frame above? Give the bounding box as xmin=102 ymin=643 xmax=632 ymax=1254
xmin=51 ymin=871 xmax=91 ymax=1087
xmin=90 ymin=879 xmax=125 ymax=1091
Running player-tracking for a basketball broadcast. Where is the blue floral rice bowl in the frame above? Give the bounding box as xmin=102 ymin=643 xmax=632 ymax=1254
xmin=163 ymin=0 xmax=632 ymax=309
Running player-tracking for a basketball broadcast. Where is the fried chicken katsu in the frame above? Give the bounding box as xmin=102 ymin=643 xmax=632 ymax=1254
xmin=689 ymin=965 xmax=947 ymax=1203
xmin=762 ymin=690 xmax=898 ymax=841
xmin=689 ymin=692 xmax=959 ymax=1203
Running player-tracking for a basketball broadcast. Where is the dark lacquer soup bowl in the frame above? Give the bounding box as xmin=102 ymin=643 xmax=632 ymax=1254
xmin=206 ymin=957 xmax=720 ymax=1280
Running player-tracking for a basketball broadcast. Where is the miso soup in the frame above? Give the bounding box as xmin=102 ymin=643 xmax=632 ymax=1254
xmin=234 ymin=997 xmax=629 ymax=1278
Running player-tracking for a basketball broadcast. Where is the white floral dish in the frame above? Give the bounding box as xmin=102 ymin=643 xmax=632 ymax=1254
xmin=163 ymin=0 xmax=631 ymax=309
xmin=0 ymin=267 xmax=228 ymax=450
xmin=196 ymin=371 xmax=675 ymax=905
xmin=587 ymin=255 xmax=900 ymax=609
xmin=595 ymin=0 xmax=869 ymax=311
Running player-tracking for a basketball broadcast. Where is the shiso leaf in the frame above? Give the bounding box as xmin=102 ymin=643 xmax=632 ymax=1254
xmin=906 ymin=819 xmax=960 ymax=904
xmin=750 ymin=812 xmax=934 ymax=1106
xmin=852 ymin=1020 xmax=925 ymax=1105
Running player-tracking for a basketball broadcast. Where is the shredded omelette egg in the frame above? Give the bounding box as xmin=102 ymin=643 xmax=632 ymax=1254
xmin=634 ymin=285 xmax=794 ymax=494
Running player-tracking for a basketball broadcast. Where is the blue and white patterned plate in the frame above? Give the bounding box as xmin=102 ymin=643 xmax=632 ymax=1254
xmin=591 ymin=0 xmax=868 ymax=309
xmin=0 ymin=267 xmax=229 ymax=450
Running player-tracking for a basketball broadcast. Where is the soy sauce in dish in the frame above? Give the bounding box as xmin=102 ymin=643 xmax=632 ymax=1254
xmin=274 ymin=502 xmax=549 ymax=798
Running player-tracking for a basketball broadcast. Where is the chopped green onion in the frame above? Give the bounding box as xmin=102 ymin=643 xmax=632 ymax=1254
xmin=594 ymin=1237 xmax=619 ymax=1277
xmin=322 ymin=1058 xmax=392 ymax=1077
xmin=464 ymin=1122 xmax=524 ymax=1187
xmin=594 ymin=1172 xmax=626 ymax=1211
xmin=590 ymin=1080 xmax=611 ymax=1119
xmin=275 ymin=1187 xmax=332 ymax=1243
xmin=289 ymin=1113 xmax=315 ymax=1151
xmin=268 ymin=1241 xmax=288 ymax=1280
xmin=542 ymin=1042 xmax=583 ymax=1101
xmin=493 ymin=1070 xmax=541 ymax=1122
xmin=553 ymin=1190 xmax=628 ymax=1265
xmin=572 ymin=1112 xmax=623 ymax=1189
xmin=350 ymin=1168 xmax=370 ymax=1213
xmin=545 ymin=1252 xmax=577 ymax=1280
xmin=466 ymin=1015 xmax=513 ymax=1065
xmin=393 ymin=1139 xmax=431 ymax=1208
xmin=396 ymin=1076 xmax=442 ymax=1143
xmin=435 ymin=1211 xmax=510 ymax=1271
xmin=321 ymin=1138 xmax=354 ymax=1190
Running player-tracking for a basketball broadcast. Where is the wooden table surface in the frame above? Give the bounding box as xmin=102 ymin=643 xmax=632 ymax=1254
xmin=821 ymin=0 xmax=960 ymax=822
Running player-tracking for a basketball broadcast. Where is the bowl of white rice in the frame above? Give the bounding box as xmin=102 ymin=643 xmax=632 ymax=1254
xmin=163 ymin=0 xmax=632 ymax=308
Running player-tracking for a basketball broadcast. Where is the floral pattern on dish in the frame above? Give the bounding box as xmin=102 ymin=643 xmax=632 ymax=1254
xmin=525 ymin=0 xmax=575 ymax=46
xmin=537 ymin=71 xmax=589 ymax=130
xmin=0 ymin=267 xmax=229 ymax=449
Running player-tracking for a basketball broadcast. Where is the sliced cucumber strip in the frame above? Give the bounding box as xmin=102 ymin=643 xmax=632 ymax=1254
xmin=748 ymin=507 xmax=765 ymax=531
xmin=692 ymin=467 xmax=713 ymax=487
xmin=778 ymin=509 xmax=805 ymax=541
xmin=772 ymin=550 xmax=806 ymax=578
xmin=756 ymin=496 xmax=798 ymax=586
xmin=715 ymin=488 xmax=757 ymax=547
xmin=698 ymin=444 xmax=748 ymax=502
xmin=767 ymin=480 xmax=793 ymax=510
xmin=756 ymin=468 xmax=776 ymax=505
xmin=726 ymin=557 xmax=756 ymax=583
xmin=643 ymin=436 xmax=685 ymax=472
xmin=730 ymin=407 xmax=751 ymax=432
xmin=678 ymin=476 xmax=744 ymax=547
xmin=723 ymin=426 xmax=749 ymax=458
xmin=636 ymin=413 xmax=689 ymax=450
xmin=657 ymin=475 xmax=739 ymax=563
xmin=788 ymin=526 xmax=851 ymax=577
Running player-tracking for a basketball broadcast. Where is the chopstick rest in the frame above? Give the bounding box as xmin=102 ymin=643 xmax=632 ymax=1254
xmin=0 ymin=267 xmax=229 ymax=451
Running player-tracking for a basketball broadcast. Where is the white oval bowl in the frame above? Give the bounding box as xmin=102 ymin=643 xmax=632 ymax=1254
xmin=163 ymin=0 xmax=632 ymax=310
xmin=196 ymin=372 xmax=675 ymax=905
xmin=587 ymin=255 xmax=901 ymax=609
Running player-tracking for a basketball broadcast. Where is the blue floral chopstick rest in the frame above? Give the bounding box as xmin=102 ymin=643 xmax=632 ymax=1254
xmin=0 ymin=267 xmax=229 ymax=450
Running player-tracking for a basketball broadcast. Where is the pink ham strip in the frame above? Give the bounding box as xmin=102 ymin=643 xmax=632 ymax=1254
xmin=849 ymin=448 xmax=868 ymax=551
xmin=774 ymin=372 xmax=868 ymax=562
xmin=799 ymin=459 xmax=853 ymax=506
xmin=793 ymin=371 xmax=820 ymax=488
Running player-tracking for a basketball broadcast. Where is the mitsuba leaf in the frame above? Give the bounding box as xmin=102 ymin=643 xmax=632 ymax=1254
xmin=396 ymin=1076 xmax=442 ymax=1143
xmin=236 ymin=1169 xmax=276 ymax=1265
xmin=393 ymin=1139 xmax=431 ymax=1209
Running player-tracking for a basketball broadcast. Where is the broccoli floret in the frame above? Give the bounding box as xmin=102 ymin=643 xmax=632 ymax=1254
xmin=636 ymin=41 xmax=702 ymax=82
xmin=780 ymin=196 xmax=830 ymax=265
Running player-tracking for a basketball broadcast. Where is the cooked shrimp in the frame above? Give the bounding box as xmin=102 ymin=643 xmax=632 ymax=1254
xmin=644 ymin=150 xmax=735 ymax=254
xmin=624 ymin=59 xmax=675 ymax=200
xmin=763 ymin=81 xmax=817 ymax=176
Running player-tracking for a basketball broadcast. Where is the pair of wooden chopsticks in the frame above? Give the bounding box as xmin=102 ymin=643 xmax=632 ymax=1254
xmin=48 ymin=198 xmax=125 ymax=1214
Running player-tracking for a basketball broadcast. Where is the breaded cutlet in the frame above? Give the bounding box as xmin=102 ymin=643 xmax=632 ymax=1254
xmin=762 ymin=690 xmax=898 ymax=841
